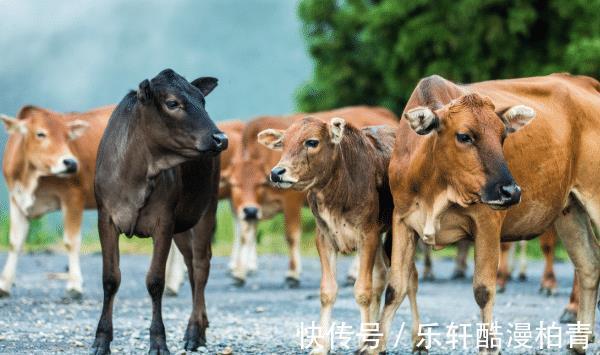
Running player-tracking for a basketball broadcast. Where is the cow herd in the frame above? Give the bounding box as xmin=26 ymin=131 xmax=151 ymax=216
xmin=0 ymin=69 xmax=599 ymax=354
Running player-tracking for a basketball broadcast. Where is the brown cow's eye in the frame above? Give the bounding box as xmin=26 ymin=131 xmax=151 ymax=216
xmin=36 ymin=131 xmax=47 ymax=139
xmin=304 ymin=139 xmax=319 ymax=148
xmin=456 ymin=133 xmax=473 ymax=144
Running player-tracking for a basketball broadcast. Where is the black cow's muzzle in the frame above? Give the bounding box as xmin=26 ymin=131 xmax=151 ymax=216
xmin=211 ymin=132 xmax=228 ymax=152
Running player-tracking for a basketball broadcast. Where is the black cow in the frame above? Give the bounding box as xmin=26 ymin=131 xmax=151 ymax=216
xmin=91 ymin=69 xmax=227 ymax=354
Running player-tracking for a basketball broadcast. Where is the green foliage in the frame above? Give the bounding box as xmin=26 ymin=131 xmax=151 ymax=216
xmin=296 ymin=0 xmax=600 ymax=113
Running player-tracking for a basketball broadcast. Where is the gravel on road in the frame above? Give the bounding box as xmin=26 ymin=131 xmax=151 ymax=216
xmin=0 ymin=252 xmax=597 ymax=354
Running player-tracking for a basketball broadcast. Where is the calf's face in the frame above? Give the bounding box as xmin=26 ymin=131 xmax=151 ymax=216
xmin=228 ymin=155 xmax=271 ymax=221
xmin=404 ymin=93 xmax=535 ymax=209
xmin=137 ymin=69 xmax=227 ymax=157
xmin=1 ymin=108 xmax=89 ymax=176
xmin=258 ymin=116 xmax=343 ymax=191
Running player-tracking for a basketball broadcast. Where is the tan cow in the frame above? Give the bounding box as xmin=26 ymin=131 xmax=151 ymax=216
xmin=164 ymin=120 xmax=245 ymax=295
xmin=377 ymin=73 xmax=600 ymax=354
xmin=0 ymin=105 xmax=113 ymax=298
xmin=228 ymin=106 xmax=399 ymax=287
xmin=258 ymin=117 xmax=421 ymax=354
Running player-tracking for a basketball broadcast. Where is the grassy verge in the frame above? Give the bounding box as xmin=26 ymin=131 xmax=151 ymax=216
xmin=0 ymin=202 xmax=569 ymax=261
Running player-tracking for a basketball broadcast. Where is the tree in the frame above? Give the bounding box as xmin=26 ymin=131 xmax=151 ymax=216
xmin=296 ymin=0 xmax=600 ymax=114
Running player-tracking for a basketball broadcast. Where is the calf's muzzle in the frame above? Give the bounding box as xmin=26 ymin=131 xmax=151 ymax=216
xmin=270 ymin=167 xmax=286 ymax=183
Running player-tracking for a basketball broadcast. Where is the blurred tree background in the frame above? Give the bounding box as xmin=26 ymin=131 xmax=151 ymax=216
xmin=296 ymin=0 xmax=600 ymax=114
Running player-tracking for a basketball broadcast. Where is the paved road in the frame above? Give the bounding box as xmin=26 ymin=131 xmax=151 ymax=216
xmin=0 ymin=252 xmax=597 ymax=354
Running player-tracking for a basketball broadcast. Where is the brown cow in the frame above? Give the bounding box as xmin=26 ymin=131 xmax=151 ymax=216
xmin=0 ymin=105 xmax=112 ymax=298
xmin=377 ymin=74 xmax=600 ymax=354
xmin=258 ymin=117 xmax=421 ymax=354
xmin=165 ymin=120 xmax=245 ymax=295
xmin=228 ymin=107 xmax=399 ymax=287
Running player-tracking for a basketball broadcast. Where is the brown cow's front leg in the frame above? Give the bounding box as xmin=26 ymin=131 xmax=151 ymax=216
xmin=311 ymin=231 xmax=337 ymax=355
xmin=185 ymin=206 xmax=216 ymax=351
xmin=91 ymin=213 xmax=121 ymax=355
xmin=496 ymin=242 xmax=511 ymax=293
xmin=283 ymin=199 xmax=302 ymax=288
xmin=539 ymin=228 xmax=558 ymax=296
xmin=421 ymin=241 xmax=434 ymax=281
xmin=375 ymin=218 xmax=419 ymax=354
xmin=146 ymin=228 xmax=174 ymax=354
xmin=355 ymin=231 xmax=379 ymax=354
xmin=452 ymin=239 xmax=470 ymax=279
xmin=560 ymin=271 xmax=579 ymax=323
xmin=473 ymin=219 xmax=501 ymax=354
xmin=61 ymin=194 xmax=85 ymax=299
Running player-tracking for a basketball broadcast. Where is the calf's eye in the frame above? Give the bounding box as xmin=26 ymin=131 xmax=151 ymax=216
xmin=36 ymin=131 xmax=47 ymax=139
xmin=304 ymin=139 xmax=319 ymax=148
xmin=456 ymin=133 xmax=473 ymax=144
xmin=165 ymin=100 xmax=179 ymax=109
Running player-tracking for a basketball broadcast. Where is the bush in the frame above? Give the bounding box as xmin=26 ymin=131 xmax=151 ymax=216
xmin=296 ymin=0 xmax=600 ymax=114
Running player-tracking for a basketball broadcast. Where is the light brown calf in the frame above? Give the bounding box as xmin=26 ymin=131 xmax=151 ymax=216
xmin=227 ymin=106 xmax=398 ymax=287
xmin=259 ymin=117 xmax=417 ymax=354
xmin=0 ymin=105 xmax=113 ymax=298
xmin=378 ymin=74 xmax=600 ymax=354
xmin=164 ymin=120 xmax=245 ymax=295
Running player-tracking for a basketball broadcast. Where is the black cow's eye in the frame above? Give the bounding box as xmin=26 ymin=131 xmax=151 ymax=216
xmin=36 ymin=131 xmax=46 ymax=139
xmin=165 ymin=100 xmax=179 ymax=109
xmin=304 ymin=139 xmax=319 ymax=148
xmin=456 ymin=133 xmax=473 ymax=144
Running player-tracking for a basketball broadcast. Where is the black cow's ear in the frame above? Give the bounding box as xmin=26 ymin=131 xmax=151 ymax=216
xmin=137 ymin=79 xmax=152 ymax=104
xmin=191 ymin=77 xmax=218 ymax=96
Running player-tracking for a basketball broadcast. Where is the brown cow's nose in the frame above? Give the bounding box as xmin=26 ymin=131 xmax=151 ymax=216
xmin=270 ymin=167 xmax=286 ymax=183
xmin=63 ymin=158 xmax=78 ymax=173
xmin=498 ymin=183 xmax=521 ymax=205
xmin=211 ymin=133 xmax=228 ymax=152
xmin=242 ymin=206 xmax=259 ymax=220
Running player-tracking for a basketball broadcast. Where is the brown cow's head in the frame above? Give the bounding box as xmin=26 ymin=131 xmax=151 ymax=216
xmin=257 ymin=116 xmax=344 ymax=191
xmin=1 ymin=107 xmax=89 ymax=176
xmin=136 ymin=69 xmax=227 ymax=158
xmin=404 ymin=93 xmax=535 ymax=209
xmin=228 ymin=153 xmax=272 ymax=221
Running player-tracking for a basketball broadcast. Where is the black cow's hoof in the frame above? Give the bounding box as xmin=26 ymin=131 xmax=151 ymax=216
xmin=413 ymin=344 xmax=429 ymax=354
xmin=518 ymin=273 xmax=527 ymax=282
xmin=345 ymin=276 xmax=357 ymax=287
xmin=148 ymin=347 xmax=170 ymax=355
xmin=0 ymin=289 xmax=9 ymax=298
xmin=284 ymin=277 xmax=300 ymax=289
xmin=90 ymin=339 xmax=111 ymax=355
xmin=451 ymin=269 xmax=466 ymax=280
xmin=232 ymin=277 xmax=245 ymax=287
xmin=184 ymin=323 xmax=207 ymax=351
xmin=184 ymin=337 xmax=206 ymax=352
xmin=66 ymin=288 xmax=83 ymax=300
xmin=559 ymin=309 xmax=577 ymax=324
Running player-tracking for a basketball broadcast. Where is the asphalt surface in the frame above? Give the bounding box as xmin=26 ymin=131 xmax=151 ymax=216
xmin=0 ymin=252 xmax=598 ymax=354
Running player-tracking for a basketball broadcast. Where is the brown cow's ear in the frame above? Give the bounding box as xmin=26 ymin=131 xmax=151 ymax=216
xmin=191 ymin=77 xmax=218 ymax=97
xmin=0 ymin=114 xmax=27 ymax=135
xmin=329 ymin=117 xmax=346 ymax=144
xmin=137 ymin=79 xmax=152 ymax=104
xmin=257 ymin=129 xmax=284 ymax=150
xmin=67 ymin=119 xmax=90 ymax=140
xmin=498 ymin=105 xmax=535 ymax=133
xmin=404 ymin=106 xmax=439 ymax=135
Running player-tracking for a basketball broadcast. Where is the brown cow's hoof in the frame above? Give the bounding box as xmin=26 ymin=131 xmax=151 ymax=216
xmin=232 ymin=277 xmax=245 ymax=287
xmin=184 ymin=322 xmax=207 ymax=351
xmin=0 ymin=289 xmax=10 ymax=298
xmin=497 ymin=285 xmax=506 ymax=294
xmin=538 ymin=286 xmax=556 ymax=297
xmin=66 ymin=288 xmax=83 ymax=300
xmin=518 ymin=273 xmax=527 ymax=281
xmin=451 ymin=269 xmax=466 ymax=280
xmin=345 ymin=275 xmax=357 ymax=287
xmin=284 ymin=277 xmax=300 ymax=289
xmin=559 ymin=309 xmax=577 ymax=324
xmin=421 ymin=273 xmax=435 ymax=282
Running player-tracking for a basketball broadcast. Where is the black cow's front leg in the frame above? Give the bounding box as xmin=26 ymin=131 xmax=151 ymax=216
xmin=147 ymin=228 xmax=174 ymax=355
xmin=92 ymin=213 xmax=121 ymax=355
xmin=185 ymin=203 xmax=216 ymax=351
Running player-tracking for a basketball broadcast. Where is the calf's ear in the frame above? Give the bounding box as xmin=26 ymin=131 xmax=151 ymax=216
xmin=137 ymin=79 xmax=152 ymax=104
xmin=498 ymin=105 xmax=535 ymax=133
xmin=404 ymin=106 xmax=439 ymax=135
xmin=0 ymin=114 xmax=27 ymax=134
xmin=67 ymin=119 xmax=90 ymax=140
xmin=329 ymin=117 xmax=346 ymax=144
xmin=191 ymin=77 xmax=218 ymax=97
xmin=257 ymin=129 xmax=284 ymax=151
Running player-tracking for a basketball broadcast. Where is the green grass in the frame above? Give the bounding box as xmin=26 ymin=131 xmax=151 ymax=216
xmin=0 ymin=202 xmax=569 ymax=261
